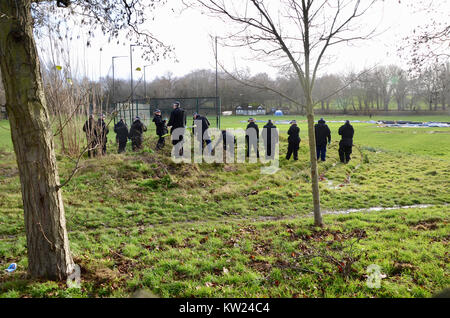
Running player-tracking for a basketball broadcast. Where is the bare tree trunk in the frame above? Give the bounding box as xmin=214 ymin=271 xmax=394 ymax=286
xmin=0 ymin=0 xmax=74 ymax=280
xmin=306 ymin=110 xmax=322 ymax=226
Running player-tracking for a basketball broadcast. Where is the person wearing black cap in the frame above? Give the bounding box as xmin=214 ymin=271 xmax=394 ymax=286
xmin=168 ymin=101 xmax=186 ymax=155
xmin=246 ymin=118 xmax=259 ymax=158
xmin=314 ymin=118 xmax=331 ymax=161
xmin=97 ymin=114 xmax=109 ymax=155
xmin=129 ymin=116 xmax=147 ymax=151
xmin=262 ymin=119 xmax=278 ymax=160
xmin=286 ymin=120 xmax=301 ymax=161
xmin=114 ymin=118 xmax=129 ymax=154
xmin=153 ymin=109 xmax=168 ymax=150
xmin=338 ymin=120 xmax=354 ymax=164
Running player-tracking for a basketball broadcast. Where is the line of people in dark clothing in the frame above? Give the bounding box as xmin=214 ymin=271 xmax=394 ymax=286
xmin=313 ymin=118 xmax=355 ymax=163
xmin=158 ymin=101 xmax=355 ymax=164
xmin=156 ymin=101 xmax=355 ymax=164
xmin=244 ymin=117 xmax=355 ymax=164
xmin=82 ymin=114 xmax=109 ymax=158
xmin=84 ymin=102 xmax=354 ymax=164
xmin=83 ymin=114 xmax=148 ymax=156
xmin=114 ymin=117 xmax=148 ymax=152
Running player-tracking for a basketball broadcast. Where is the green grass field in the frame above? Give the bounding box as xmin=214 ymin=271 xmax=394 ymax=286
xmin=0 ymin=115 xmax=449 ymax=298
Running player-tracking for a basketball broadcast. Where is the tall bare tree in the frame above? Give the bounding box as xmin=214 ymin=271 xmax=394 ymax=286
xmin=0 ymin=0 xmax=169 ymax=280
xmin=195 ymin=0 xmax=379 ymax=226
xmin=399 ymin=0 xmax=449 ymax=73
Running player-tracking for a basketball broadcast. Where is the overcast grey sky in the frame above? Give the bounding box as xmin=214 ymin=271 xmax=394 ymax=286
xmin=43 ymin=0 xmax=449 ymax=82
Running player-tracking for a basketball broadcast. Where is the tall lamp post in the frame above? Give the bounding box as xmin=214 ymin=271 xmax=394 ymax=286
xmin=130 ymin=44 xmax=138 ymax=104
xmin=215 ymin=36 xmax=219 ymax=128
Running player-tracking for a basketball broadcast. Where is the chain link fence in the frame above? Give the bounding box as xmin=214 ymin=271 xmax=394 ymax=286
xmin=114 ymin=97 xmax=221 ymax=132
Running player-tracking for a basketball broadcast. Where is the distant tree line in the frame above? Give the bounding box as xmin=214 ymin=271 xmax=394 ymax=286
xmin=101 ymin=63 xmax=450 ymax=114
xmin=1 ymin=62 xmax=449 ymax=118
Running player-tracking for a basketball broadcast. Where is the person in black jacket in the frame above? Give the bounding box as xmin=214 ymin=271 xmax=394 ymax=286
xmin=246 ymin=118 xmax=259 ymax=158
xmin=167 ymin=101 xmax=186 ymax=156
xmin=262 ymin=119 xmax=279 ymax=160
xmin=193 ymin=113 xmax=211 ymax=153
xmin=83 ymin=114 xmax=98 ymax=158
xmin=221 ymin=130 xmax=235 ymax=153
xmin=286 ymin=120 xmax=301 ymax=161
xmin=338 ymin=120 xmax=354 ymax=164
xmin=114 ymin=119 xmax=129 ymax=154
xmin=129 ymin=117 xmax=147 ymax=151
xmin=314 ymin=118 xmax=331 ymax=161
xmin=153 ymin=110 xmax=168 ymax=150
xmin=97 ymin=114 xmax=109 ymax=155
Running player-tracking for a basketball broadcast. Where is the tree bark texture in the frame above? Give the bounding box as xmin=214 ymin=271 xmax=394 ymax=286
xmin=0 ymin=0 xmax=74 ymax=280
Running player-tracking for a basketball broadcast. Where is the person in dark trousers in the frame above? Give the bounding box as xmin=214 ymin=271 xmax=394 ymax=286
xmin=338 ymin=120 xmax=354 ymax=164
xmin=221 ymin=130 xmax=236 ymax=156
xmin=114 ymin=119 xmax=129 ymax=154
xmin=246 ymin=118 xmax=259 ymax=158
xmin=286 ymin=120 xmax=301 ymax=161
xmin=167 ymin=101 xmax=186 ymax=156
xmin=153 ymin=109 xmax=168 ymax=150
xmin=193 ymin=113 xmax=211 ymax=153
xmin=262 ymin=119 xmax=279 ymax=160
xmin=97 ymin=114 xmax=109 ymax=156
xmin=315 ymin=118 xmax=331 ymax=161
xmin=83 ymin=114 xmax=98 ymax=158
xmin=129 ymin=116 xmax=147 ymax=151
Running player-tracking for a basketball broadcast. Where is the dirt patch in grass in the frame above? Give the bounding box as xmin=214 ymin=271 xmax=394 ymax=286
xmin=223 ymin=165 xmax=238 ymax=172
xmin=409 ymin=218 xmax=442 ymax=231
xmin=72 ymin=255 xmax=132 ymax=297
xmin=75 ymin=257 xmax=117 ymax=281
xmin=74 ymin=257 xmax=122 ymax=292
xmin=110 ymin=251 xmax=135 ymax=276
xmin=431 ymin=235 xmax=449 ymax=244
xmin=391 ymin=261 xmax=417 ymax=276
xmin=298 ymin=227 xmax=367 ymax=242
xmin=249 ymin=259 xmax=272 ymax=273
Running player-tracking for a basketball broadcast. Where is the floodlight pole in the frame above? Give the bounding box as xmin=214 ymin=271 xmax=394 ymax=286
xmin=215 ymin=36 xmax=219 ymax=128
xmin=130 ymin=44 xmax=137 ymax=104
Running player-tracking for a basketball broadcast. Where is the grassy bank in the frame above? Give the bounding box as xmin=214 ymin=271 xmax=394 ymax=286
xmin=0 ymin=116 xmax=449 ymax=298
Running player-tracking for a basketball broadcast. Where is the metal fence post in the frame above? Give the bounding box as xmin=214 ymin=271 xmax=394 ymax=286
xmin=136 ymin=101 xmax=139 ymax=120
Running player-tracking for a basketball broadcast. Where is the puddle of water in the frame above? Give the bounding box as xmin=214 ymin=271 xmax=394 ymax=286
xmin=378 ymin=121 xmax=450 ymax=128
xmin=251 ymin=204 xmax=447 ymax=224
xmin=323 ymin=204 xmax=441 ymax=216
xmin=323 ymin=177 xmax=360 ymax=190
